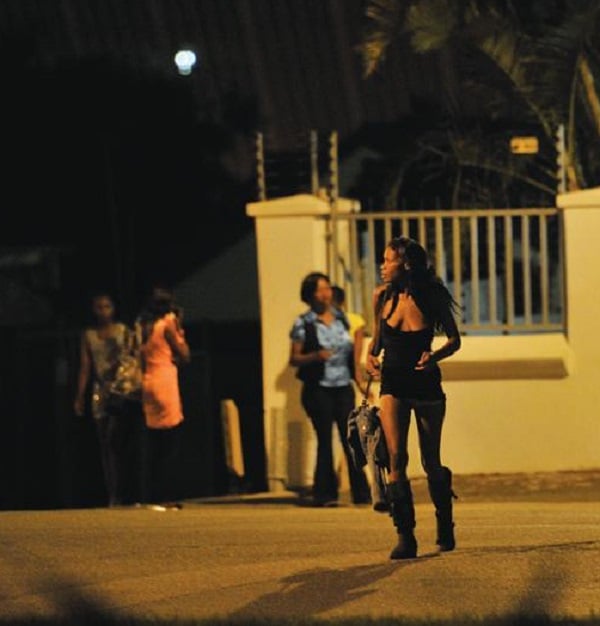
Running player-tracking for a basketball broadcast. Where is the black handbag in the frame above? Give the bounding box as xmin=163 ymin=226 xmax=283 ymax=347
xmin=295 ymin=317 xmax=324 ymax=384
xmin=346 ymin=374 xmax=389 ymax=471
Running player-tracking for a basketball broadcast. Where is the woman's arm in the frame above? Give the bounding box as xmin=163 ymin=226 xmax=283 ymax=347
xmin=352 ymin=323 xmax=366 ymax=387
xmin=289 ymin=340 xmax=332 ymax=367
xmin=415 ymin=296 xmax=462 ymax=369
xmin=164 ymin=314 xmax=191 ymax=365
xmin=288 ymin=316 xmax=333 ymax=368
xmin=73 ymin=333 xmax=91 ymax=416
xmin=366 ymin=285 xmax=386 ymax=377
xmin=437 ymin=307 xmax=462 ymax=359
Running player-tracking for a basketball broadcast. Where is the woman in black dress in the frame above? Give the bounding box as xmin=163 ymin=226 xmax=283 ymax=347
xmin=366 ymin=236 xmax=462 ymax=559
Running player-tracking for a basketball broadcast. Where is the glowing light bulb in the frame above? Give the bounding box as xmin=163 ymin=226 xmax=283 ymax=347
xmin=174 ymin=49 xmax=196 ymax=76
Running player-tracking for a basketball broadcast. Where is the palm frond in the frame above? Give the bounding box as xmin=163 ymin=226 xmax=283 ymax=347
xmin=578 ymin=56 xmax=600 ymax=135
xmin=357 ymin=0 xmax=600 ymax=200
xmin=359 ymin=0 xmax=406 ymax=76
xmin=405 ymin=0 xmax=458 ymax=53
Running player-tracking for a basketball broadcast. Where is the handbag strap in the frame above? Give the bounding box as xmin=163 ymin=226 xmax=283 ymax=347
xmin=360 ymin=373 xmax=374 ymax=405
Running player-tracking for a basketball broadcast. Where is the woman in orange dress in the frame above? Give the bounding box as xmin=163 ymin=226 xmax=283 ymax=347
xmin=138 ymin=285 xmax=191 ymax=510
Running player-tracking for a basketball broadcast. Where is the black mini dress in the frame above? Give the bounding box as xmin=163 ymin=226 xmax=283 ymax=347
xmin=380 ymin=324 xmax=444 ymax=400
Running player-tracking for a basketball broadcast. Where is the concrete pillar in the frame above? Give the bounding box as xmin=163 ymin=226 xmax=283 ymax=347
xmin=246 ymin=193 xmax=360 ymax=491
xmin=557 ymin=188 xmax=600 ymax=370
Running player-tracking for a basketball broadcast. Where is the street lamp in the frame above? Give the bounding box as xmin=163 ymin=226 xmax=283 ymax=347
xmin=174 ymin=49 xmax=196 ymax=76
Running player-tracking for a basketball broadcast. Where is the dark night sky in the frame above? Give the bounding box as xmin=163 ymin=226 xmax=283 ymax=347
xmin=1 ymin=39 xmax=260 ymax=322
xmin=0 ymin=0 xmax=440 ymax=324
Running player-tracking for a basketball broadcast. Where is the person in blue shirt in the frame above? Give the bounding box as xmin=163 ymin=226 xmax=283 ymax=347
xmin=289 ymin=271 xmax=371 ymax=507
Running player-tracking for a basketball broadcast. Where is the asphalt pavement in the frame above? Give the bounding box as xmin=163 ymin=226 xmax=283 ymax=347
xmin=1 ymin=470 xmax=599 ymax=624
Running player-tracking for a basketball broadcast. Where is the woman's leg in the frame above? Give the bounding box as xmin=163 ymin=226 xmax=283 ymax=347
xmin=333 ymin=385 xmax=370 ymax=504
xmin=301 ymin=385 xmax=337 ymax=503
xmin=95 ymin=416 xmax=118 ymax=506
xmin=145 ymin=425 xmax=181 ymax=505
xmin=414 ymin=398 xmax=446 ymax=479
xmin=379 ymin=395 xmax=417 ymax=558
xmin=378 ymin=395 xmax=411 ymax=482
xmin=414 ymin=397 xmax=456 ymax=551
xmin=112 ymin=402 xmax=144 ymax=505
xmin=144 ymin=427 xmax=161 ymax=504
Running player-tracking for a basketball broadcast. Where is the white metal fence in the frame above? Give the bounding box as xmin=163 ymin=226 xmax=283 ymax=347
xmin=331 ymin=207 xmax=564 ymax=335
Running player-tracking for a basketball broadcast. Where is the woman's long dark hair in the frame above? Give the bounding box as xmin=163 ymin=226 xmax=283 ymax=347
xmin=386 ymin=236 xmax=461 ymax=332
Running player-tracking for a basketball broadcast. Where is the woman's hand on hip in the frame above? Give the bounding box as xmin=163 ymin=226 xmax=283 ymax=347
xmin=415 ymin=351 xmax=435 ymax=370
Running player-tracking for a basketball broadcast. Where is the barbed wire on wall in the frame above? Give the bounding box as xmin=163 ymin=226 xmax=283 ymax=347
xmin=255 ymin=129 xmax=338 ymax=202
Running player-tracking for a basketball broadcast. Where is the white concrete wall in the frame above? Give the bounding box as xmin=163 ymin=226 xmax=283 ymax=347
xmin=247 ymin=190 xmax=600 ymax=490
xmin=246 ymin=194 xmax=359 ymax=489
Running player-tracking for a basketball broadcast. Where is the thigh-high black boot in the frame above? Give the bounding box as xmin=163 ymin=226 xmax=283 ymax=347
xmin=387 ymin=480 xmax=417 ymax=559
xmin=427 ymin=466 xmax=457 ymax=552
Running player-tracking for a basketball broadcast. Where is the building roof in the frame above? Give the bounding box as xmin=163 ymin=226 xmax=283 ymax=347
xmin=0 ymin=0 xmax=436 ymax=151
xmin=0 ymin=1 xmax=440 ymax=320
xmin=175 ymin=232 xmax=259 ymax=323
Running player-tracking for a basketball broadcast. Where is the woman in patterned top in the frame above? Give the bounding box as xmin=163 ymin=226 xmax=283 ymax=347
xmin=74 ymin=291 xmax=143 ymax=507
xmin=289 ymin=271 xmax=370 ymax=508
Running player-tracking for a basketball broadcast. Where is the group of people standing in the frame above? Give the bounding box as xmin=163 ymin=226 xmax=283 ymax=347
xmin=73 ymin=284 xmax=190 ymax=511
xmin=74 ymin=234 xmax=462 ymax=560
xmin=289 ymin=235 xmax=461 ymax=560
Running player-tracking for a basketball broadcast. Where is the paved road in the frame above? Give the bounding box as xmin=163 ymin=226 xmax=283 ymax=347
xmin=1 ymin=472 xmax=599 ymax=624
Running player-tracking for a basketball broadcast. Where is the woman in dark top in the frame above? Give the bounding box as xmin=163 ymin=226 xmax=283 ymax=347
xmin=366 ymin=236 xmax=462 ymax=559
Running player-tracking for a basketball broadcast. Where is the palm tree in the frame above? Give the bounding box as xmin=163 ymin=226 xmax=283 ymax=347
xmin=358 ymin=0 xmax=600 ymax=205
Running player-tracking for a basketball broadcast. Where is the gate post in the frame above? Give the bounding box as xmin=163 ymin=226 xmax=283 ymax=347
xmin=246 ymin=194 xmax=360 ymax=491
